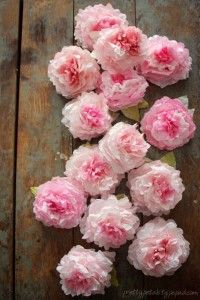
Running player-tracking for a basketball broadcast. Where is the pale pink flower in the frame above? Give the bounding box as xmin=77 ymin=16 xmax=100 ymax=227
xmin=57 ymin=245 xmax=115 ymax=296
xmin=137 ymin=35 xmax=192 ymax=87
xmin=128 ymin=217 xmax=190 ymax=277
xmin=61 ymin=92 xmax=112 ymax=140
xmin=99 ymin=122 xmax=150 ymax=174
xmin=33 ymin=177 xmax=87 ymax=229
xmin=80 ymin=195 xmax=140 ymax=250
xmin=48 ymin=46 xmax=100 ymax=99
xmin=128 ymin=161 xmax=185 ymax=216
xmin=64 ymin=145 xmax=121 ymax=196
xmin=75 ymin=3 xmax=128 ymax=50
xmin=100 ymin=69 xmax=148 ymax=111
xmin=141 ymin=96 xmax=196 ymax=150
xmin=93 ymin=26 xmax=147 ymax=72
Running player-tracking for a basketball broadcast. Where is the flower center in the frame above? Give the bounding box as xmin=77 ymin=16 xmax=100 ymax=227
xmin=82 ymin=156 xmax=109 ymax=181
xmin=66 ymin=271 xmax=91 ymax=292
xmin=59 ymin=58 xmax=79 ymax=84
xmin=48 ymin=200 xmax=66 ymax=214
xmin=100 ymin=220 xmax=126 ymax=243
xmin=92 ymin=18 xmax=119 ymax=31
xmin=118 ymin=132 xmax=133 ymax=153
xmin=152 ymin=176 xmax=174 ymax=202
xmin=81 ymin=105 xmax=104 ymax=128
xmin=163 ymin=114 xmax=179 ymax=138
xmin=152 ymin=239 xmax=169 ymax=263
xmin=113 ymin=28 xmax=141 ymax=56
xmin=154 ymin=47 xmax=174 ymax=64
xmin=111 ymin=73 xmax=126 ymax=84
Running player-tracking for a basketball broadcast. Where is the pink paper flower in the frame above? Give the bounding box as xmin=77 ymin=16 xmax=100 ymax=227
xmin=128 ymin=217 xmax=190 ymax=277
xmin=100 ymin=69 xmax=148 ymax=111
xmin=137 ymin=35 xmax=192 ymax=87
xmin=80 ymin=195 xmax=140 ymax=250
xmin=64 ymin=145 xmax=121 ymax=196
xmin=75 ymin=3 xmax=128 ymax=50
xmin=57 ymin=245 xmax=115 ymax=296
xmin=141 ymin=96 xmax=196 ymax=150
xmin=99 ymin=122 xmax=150 ymax=174
xmin=128 ymin=161 xmax=185 ymax=216
xmin=61 ymin=92 xmax=112 ymax=140
xmin=48 ymin=46 xmax=100 ymax=99
xmin=33 ymin=177 xmax=87 ymax=229
xmin=93 ymin=26 xmax=147 ymax=72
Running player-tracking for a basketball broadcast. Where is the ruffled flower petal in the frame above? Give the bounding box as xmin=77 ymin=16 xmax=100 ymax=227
xmin=128 ymin=217 xmax=190 ymax=277
xmin=57 ymin=245 xmax=115 ymax=296
xmin=141 ymin=96 xmax=196 ymax=150
xmin=80 ymin=195 xmax=140 ymax=250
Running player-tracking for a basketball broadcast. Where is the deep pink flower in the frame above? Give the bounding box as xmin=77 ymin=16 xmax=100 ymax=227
xmin=128 ymin=217 xmax=190 ymax=277
xmin=128 ymin=161 xmax=185 ymax=216
xmin=61 ymin=92 xmax=112 ymax=140
xmin=137 ymin=35 xmax=192 ymax=87
xmin=100 ymin=69 xmax=148 ymax=111
xmin=33 ymin=177 xmax=87 ymax=229
xmin=48 ymin=46 xmax=100 ymax=98
xmin=75 ymin=3 xmax=128 ymax=50
xmin=141 ymin=96 xmax=196 ymax=150
xmin=57 ymin=245 xmax=115 ymax=296
xmin=93 ymin=26 xmax=147 ymax=72
xmin=80 ymin=195 xmax=140 ymax=250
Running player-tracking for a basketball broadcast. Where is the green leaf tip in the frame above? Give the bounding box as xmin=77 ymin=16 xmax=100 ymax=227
xmin=30 ymin=187 xmax=38 ymax=196
xmin=110 ymin=267 xmax=119 ymax=287
xmin=160 ymin=152 xmax=176 ymax=168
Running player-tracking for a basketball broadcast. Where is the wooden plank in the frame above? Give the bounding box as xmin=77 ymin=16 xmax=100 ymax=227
xmin=136 ymin=0 xmax=200 ymax=296
xmin=15 ymin=1 xmax=73 ymax=299
xmin=73 ymin=1 xmax=144 ymax=299
xmin=0 ymin=0 xmax=20 ymax=298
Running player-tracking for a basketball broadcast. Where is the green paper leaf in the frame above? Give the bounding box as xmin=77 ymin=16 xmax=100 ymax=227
xmin=178 ymin=95 xmax=188 ymax=107
xmin=160 ymin=152 xmax=176 ymax=168
xmin=116 ymin=194 xmax=126 ymax=200
xmin=30 ymin=187 xmax=38 ymax=196
xmin=121 ymin=106 xmax=140 ymax=121
xmin=121 ymin=99 xmax=149 ymax=121
xmin=110 ymin=267 xmax=119 ymax=287
xmin=138 ymin=99 xmax=149 ymax=109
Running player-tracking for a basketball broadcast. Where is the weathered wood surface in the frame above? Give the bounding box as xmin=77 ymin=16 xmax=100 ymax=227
xmin=0 ymin=1 xmax=19 ymax=299
xmin=0 ymin=0 xmax=199 ymax=299
xmin=15 ymin=1 xmax=73 ymax=299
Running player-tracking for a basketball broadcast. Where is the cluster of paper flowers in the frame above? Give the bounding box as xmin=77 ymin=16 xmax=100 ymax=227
xmin=32 ymin=3 xmax=196 ymax=297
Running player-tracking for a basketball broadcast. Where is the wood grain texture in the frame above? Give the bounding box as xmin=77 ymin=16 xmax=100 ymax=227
xmin=136 ymin=0 xmax=200 ymax=298
xmin=0 ymin=0 xmax=19 ymax=298
xmin=15 ymin=1 xmax=73 ymax=299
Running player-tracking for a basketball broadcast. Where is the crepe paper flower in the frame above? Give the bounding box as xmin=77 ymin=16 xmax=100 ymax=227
xmin=61 ymin=92 xmax=113 ymax=140
xmin=80 ymin=195 xmax=140 ymax=250
xmin=75 ymin=3 xmax=128 ymax=50
xmin=93 ymin=26 xmax=147 ymax=73
xmin=33 ymin=177 xmax=87 ymax=229
xmin=57 ymin=245 xmax=115 ymax=297
xmin=140 ymin=96 xmax=196 ymax=150
xmin=64 ymin=145 xmax=121 ymax=196
xmin=48 ymin=46 xmax=100 ymax=99
xmin=100 ymin=69 xmax=149 ymax=111
xmin=136 ymin=35 xmax=192 ymax=88
xmin=128 ymin=217 xmax=190 ymax=277
xmin=99 ymin=122 xmax=150 ymax=174
xmin=128 ymin=160 xmax=185 ymax=216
